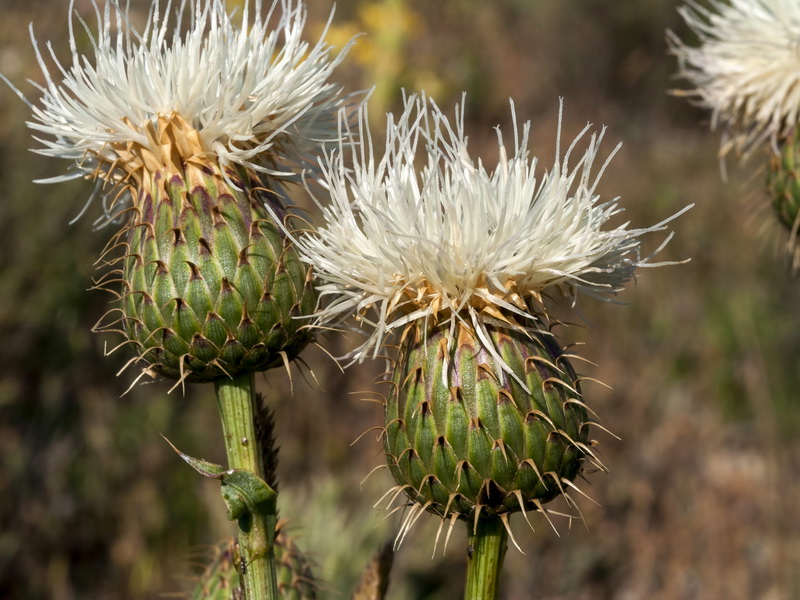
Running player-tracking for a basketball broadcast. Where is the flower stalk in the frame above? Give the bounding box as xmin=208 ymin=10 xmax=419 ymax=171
xmin=215 ymin=372 xmax=279 ymax=600
xmin=464 ymin=516 xmax=508 ymax=600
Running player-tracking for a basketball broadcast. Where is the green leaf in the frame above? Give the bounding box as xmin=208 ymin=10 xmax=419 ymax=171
xmin=162 ymin=436 xmax=277 ymax=523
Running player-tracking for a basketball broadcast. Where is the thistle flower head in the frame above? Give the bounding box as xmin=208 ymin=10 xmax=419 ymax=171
xmin=297 ymin=94 xmax=682 ymax=361
xmin=6 ymin=0 xmax=350 ymax=384
xmin=11 ymin=0 xmax=355 ymax=214
xmin=669 ymin=0 xmax=800 ymax=158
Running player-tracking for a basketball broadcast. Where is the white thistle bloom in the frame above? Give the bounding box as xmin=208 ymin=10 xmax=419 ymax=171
xmin=6 ymin=0 xmax=355 ymax=212
xmin=669 ymin=0 xmax=800 ymax=158
xmin=296 ymin=94 xmax=687 ymax=361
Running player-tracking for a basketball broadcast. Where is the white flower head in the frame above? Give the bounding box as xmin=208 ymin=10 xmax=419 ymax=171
xmin=5 ymin=0 xmax=357 ymax=218
xmin=296 ymin=93 xmax=687 ymax=362
xmin=669 ymin=0 xmax=800 ymax=158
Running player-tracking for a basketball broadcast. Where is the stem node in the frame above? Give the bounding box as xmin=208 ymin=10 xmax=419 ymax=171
xmin=215 ymin=372 xmax=280 ymax=600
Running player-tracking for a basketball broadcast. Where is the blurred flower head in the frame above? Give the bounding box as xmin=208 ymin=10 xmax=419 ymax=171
xmin=296 ymin=93 xmax=685 ymax=361
xmin=6 ymin=0 xmax=356 ymax=220
xmin=669 ymin=0 xmax=800 ymax=158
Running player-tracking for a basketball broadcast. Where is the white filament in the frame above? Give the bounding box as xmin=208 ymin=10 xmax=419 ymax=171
xmin=10 ymin=0 xmax=356 ymax=183
xmin=669 ymin=0 xmax=800 ymax=158
xmin=295 ymin=94 xmax=689 ymax=361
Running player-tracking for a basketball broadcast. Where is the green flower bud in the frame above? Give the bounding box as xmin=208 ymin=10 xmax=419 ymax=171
xmin=383 ymin=321 xmax=601 ymax=539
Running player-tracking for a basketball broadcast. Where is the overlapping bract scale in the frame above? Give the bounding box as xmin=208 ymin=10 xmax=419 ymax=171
xmin=108 ymin=166 xmax=316 ymax=383
xmin=384 ymin=322 xmax=597 ymax=528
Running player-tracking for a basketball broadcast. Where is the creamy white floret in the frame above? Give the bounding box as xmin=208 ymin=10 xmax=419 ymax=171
xmin=297 ymin=94 xmax=687 ymax=360
xmin=8 ymin=0 xmax=354 ymax=185
xmin=669 ymin=0 xmax=800 ymax=157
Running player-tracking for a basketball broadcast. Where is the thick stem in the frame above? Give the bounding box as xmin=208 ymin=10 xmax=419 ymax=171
xmin=464 ymin=516 xmax=509 ymax=600
xmin=215 ymin=372 xmax=279 ymax=600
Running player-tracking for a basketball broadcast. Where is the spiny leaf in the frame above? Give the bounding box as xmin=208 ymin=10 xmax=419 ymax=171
xmin=163 ymin=435 xmax=277 ymax=521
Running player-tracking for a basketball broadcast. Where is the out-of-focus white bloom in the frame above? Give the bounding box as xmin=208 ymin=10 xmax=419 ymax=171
xmin=669 ymin=0 xmax=800 ymax=158
xmin=5 ymin=0 xmax=355 ymax=202
xmin=296 ymin=94 xmax=687 ymax=361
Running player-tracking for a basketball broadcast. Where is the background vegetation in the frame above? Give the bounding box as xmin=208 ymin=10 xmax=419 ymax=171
xmin=1 ymin=0 xmax=798 ymax=598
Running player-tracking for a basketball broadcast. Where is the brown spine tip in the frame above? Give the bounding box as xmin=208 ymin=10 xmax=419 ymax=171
xmin=450 ymin=386 xmax=465 ymax=404
xmin=124 ymin=252 xmax=145 ymax=267
xmin=141 ymin=291 xmax=157 ymax=306
xmin=154 ymin=260 xmax=170 ymax=276
xmin=402 ymin=447 xmax=418 ymax=461
xmin=211 ymin=206 xmax=227 ymax=227
xmin=476 ymin=363 xmax=498 ymax=382
xmin=237 ymin=246 xmax=251 ymax=266
xmin=479 ymin=479 xmax=505 ymax=506
xmin=497 ymin=389 xmax=514 ymax=406
xmin=437 ymin=336 xmax=449 ymax=359
xmin=186 ymin=261 xmax=203 ymax=280
xmin=249 ymin=221 xmax=265 ymax=239
xmin=171 ymin=227 xmax=185 ymax=247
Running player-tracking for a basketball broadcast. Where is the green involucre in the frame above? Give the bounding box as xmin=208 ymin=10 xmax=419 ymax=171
xmin=112 ymin=166 xmax=316 ymax=382
xmin=384 ymin=322 xmax=595 ymax=524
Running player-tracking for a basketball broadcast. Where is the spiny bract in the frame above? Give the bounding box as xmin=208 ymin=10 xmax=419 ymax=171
xmin=382 ymin=320 xmax=602 ymax=545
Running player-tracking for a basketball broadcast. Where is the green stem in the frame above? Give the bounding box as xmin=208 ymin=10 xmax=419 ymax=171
xmin=215 ymin=372 xmax=279 ymax=600
xmin=464 ymin=516 xmax=509 ymax=600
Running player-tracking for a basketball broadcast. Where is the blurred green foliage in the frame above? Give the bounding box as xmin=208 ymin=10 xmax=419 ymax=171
xmin=1 ymin=1 xmax=799 ymax=599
